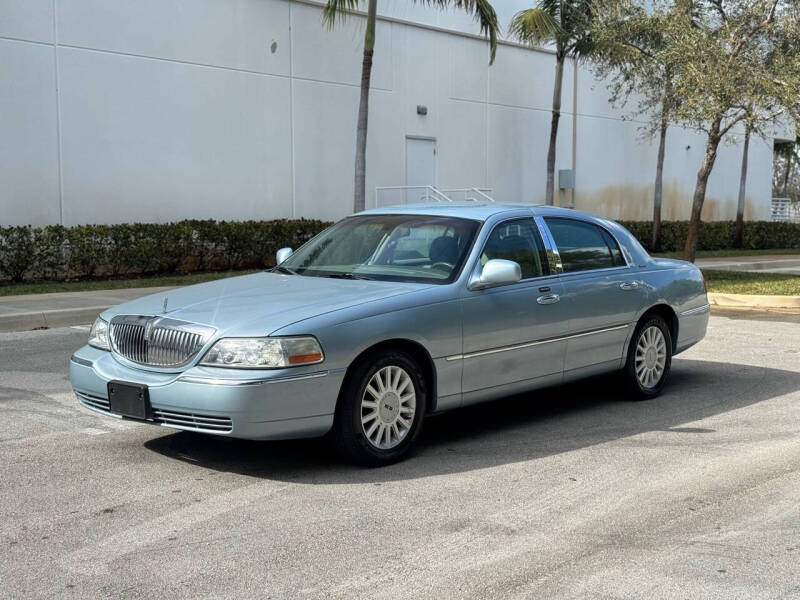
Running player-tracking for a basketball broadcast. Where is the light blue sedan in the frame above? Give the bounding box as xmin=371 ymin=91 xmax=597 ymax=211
xmin=70 ymin=204 xmax=709 ymax=465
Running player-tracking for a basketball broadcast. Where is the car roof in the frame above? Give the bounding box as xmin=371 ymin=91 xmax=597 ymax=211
xmin=357 ymin=202 xmax=596 ymax=222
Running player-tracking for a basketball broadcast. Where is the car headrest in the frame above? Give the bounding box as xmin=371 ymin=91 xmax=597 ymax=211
xmin=486 ymin=234 xmax=529 ymax=256
xmin=429 ymin=236 xmax=460 ymax=264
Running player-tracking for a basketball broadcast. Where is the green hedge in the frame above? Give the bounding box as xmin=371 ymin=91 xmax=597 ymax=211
xmin=0 ymin=219 xmax=331 ymax=283
xmin=619 ymin=220 xmax=800 ymax=252
xmin=3 ymin=218 xmax=798 ymax=283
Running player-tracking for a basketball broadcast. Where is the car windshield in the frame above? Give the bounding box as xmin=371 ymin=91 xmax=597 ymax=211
xmin=281 ymin=214 xmax=480 ymax=284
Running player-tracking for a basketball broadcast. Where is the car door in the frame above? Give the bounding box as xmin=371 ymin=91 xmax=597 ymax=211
xmin=459 ymin=217 xmax=569 ymax=401
xmin=542 ymin=217 xmax=646 ymax=374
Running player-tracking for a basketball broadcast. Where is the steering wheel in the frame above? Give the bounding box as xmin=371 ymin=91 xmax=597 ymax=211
xmin=431 ymin=261 xmax=454 ymax=272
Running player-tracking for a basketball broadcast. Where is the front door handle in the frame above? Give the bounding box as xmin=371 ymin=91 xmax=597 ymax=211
xmin=620 ymin=281 xmax=640 ymax=291
xmin=537 ymin=294 xmax=560 ymax=305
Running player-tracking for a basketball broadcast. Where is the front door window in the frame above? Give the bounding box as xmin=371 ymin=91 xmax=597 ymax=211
xmin=480 ymin=218 xmax=549 ymax=279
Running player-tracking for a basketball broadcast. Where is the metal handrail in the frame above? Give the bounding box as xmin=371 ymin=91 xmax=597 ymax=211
xmin=470 ymin=188 xmax=495 ymax=202
xmin=375 ymin=186 xmax=453 ymax=207
xmin=374 ymin=186 xmax=496 ymax=207
xmin=440 ymin=188 xmax=495 ymax=202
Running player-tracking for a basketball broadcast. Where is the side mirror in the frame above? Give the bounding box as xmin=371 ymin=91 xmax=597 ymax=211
xmin=469 ymin=259 xmax=522 ymax=290
xmin=276 ymin=247 xmax=293 ymax=264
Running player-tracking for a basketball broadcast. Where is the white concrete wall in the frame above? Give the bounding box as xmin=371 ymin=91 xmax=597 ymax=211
xmin=0 ymin=0 xmax=778 ymax=225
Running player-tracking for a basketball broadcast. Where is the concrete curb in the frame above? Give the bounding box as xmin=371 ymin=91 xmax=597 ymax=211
xmin=0 ymin=306 xmax=110 ymax=332
xmin=708 ymin=292 xmax=800 ymax=309
xmin=0 ymin=285 xmax=177 ymax=332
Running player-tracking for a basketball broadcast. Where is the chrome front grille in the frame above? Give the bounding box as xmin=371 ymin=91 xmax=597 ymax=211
xmin=76 ymin=390 xmax=110 ymax=412
xmin=109 ymin=315 xmax=215 ymax=367
xmin=76 ymin=391 xmax=233 ymax=433
xmin=152 ymin=409 xmax=233 ymax=432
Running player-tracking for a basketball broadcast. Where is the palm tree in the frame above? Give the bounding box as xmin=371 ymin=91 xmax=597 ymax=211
xmin=509 ymin=0 xmax=596 ymax=206
xmin=323 ymin=0 xmax=499 ymax=213
xmin=734 ymin=119 xmax=752 ymax=249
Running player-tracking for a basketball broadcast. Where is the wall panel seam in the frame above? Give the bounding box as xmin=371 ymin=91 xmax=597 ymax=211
xmin=53 ymin=0 xmax=64 ymax=225
xmin=0 ymin=35 xmax=54 ymax=48
xmin=46 ymin=41 xmax=395 ymax=92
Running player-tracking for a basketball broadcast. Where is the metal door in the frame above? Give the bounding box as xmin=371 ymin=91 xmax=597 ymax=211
xmin=405 ymin=138 xmax=436 ymax=203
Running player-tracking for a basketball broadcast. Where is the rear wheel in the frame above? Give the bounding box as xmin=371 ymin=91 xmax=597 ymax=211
xmin=624 ymin=315 xmax=672 ymax=400
xmin=333 ymin=351 xmax=426 ymax=466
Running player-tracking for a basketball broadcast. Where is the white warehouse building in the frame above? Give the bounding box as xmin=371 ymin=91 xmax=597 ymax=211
xmin=0 ymin=0 xmax=793 ymax=226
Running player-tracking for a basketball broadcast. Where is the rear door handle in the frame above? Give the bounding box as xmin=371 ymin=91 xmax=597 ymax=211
xmin=620 ymin=281 xmax=640 ymax=291
xmin=537 ymin=294 xmax=560 ymax=305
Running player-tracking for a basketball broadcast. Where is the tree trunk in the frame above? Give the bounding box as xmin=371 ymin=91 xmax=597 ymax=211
xmin=734 ymin=125 xmax=751 ymax=249
xmin=545 ymin=54 xmax=565 ymax=206
xmin=652 ymin=101 xmax=669 ymax=252
xmin=782 ymin=150 xmax=793 ymax=196
xmin=683 ymin=118 xmax=722 ymax=263
xmin=353 ymin=0 xmax=377 ymax=213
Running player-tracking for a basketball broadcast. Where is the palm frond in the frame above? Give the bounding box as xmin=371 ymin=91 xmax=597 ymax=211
xmin=422 ymin=0 xmax=501 ymax=63
xmin=509 ymin=7 xmax=562 ymax=47
xmin=570 ymin=34 xmax=597 ymax=60
xmin=322 ymin=0 xmax=362 ymax=29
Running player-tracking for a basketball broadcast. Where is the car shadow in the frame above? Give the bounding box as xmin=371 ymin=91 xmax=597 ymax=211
xmin=143 ymin=358 xmax=800 ymax=483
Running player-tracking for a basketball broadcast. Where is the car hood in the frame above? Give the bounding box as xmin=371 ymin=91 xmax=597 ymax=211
xmin=101 ymin=272 xmax=425 ymax=336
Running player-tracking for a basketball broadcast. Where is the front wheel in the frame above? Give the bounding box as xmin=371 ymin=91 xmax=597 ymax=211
xmin=333 ymin=351 xmax=426 ymax=466
xmin=624 ymin=315 xmax=672 ymax=400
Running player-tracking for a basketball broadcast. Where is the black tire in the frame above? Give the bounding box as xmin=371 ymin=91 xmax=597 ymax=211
xmin=333 ymin=350 xmax=427 ymax=467
xmin=624 ymin=315 xmax=673 ymax=400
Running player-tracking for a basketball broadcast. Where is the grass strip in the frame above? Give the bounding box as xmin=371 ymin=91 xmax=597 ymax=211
xmin=702 ymin=269 xmax=800 ymax=296
xmin=0 ymin=270 xmax=259 ymax=297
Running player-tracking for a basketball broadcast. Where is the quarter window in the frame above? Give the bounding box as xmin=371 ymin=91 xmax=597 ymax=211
xmin=544 ymin=218 xmax=626 ymax=273
xmin=480 ymin=219 xmax=548 ymax=279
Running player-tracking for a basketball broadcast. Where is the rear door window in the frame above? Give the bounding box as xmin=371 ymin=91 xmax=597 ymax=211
xmin=544 ymin=218 xmax=625 ymax=273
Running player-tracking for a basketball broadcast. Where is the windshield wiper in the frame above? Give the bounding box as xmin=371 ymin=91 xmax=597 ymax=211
xmin=272 ymin=266 xmax=298 ymax=275
xmin=325 ymin=272 xmax=373 ymax=280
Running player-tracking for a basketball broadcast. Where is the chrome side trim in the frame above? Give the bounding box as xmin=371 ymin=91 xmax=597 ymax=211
xmin=446 ymin=323 xmax=631 ymax=361
xmin=70 ymin=355 xmax=94 ymax=368
xmin=680 ymin=303 xmax=711 ymax=316
xmin=177 ymin=370 xmax=329 ymax=387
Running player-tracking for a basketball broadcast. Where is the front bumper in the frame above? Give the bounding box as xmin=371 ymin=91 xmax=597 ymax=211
xmin=69 ymin=345 xmax=343 ymax=440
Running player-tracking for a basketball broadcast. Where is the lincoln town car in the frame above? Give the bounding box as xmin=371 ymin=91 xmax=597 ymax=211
xmin=70 ymin=204 xmax=709 ymax=465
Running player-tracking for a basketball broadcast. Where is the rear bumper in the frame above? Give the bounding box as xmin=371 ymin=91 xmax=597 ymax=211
xmin=69 ymin=346 xmax=342 ymax=440
xmin=676 ymin=302 xmax=710 ymax=354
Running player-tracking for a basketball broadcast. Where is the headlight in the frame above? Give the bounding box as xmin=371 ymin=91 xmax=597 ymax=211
xmin=200 ymin=336 xmax=324 ymax=369
xmin=88 ymin=317 xmax=110 ymax=350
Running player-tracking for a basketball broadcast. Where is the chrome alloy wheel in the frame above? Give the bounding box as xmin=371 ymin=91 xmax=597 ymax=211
xmin=635 ymin=325 xmax=667 ymax=389
xmin=360 ymin=365 xmax=416 ymax=450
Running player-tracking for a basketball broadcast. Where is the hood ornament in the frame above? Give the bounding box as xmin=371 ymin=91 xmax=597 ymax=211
xmin=143 ymin=316 xmax=159 ymax=342
xmin=162 ymin=297 xmax=168 ymax=313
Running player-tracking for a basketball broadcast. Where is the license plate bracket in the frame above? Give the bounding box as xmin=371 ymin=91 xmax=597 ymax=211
xmin=107 ymin=381 xmax=152 ymax=420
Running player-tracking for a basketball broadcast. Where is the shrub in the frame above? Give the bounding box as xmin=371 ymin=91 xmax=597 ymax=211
xmin=0 ymin=219 xmax=331 ymax=283
xmin=618 ymin=220 xmax=800 ymax=252
xmin=3 ymin=217 xmax=795 ymax=283
xmin=0 ymin=226 xmax=36 ymax=282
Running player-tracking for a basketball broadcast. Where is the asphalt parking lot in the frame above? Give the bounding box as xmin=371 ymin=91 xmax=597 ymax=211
xmin=2 ymin=312 xmax=800 ymax=599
